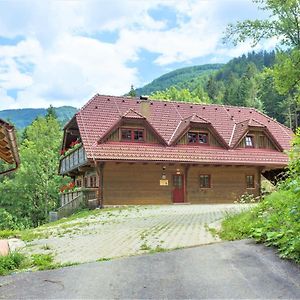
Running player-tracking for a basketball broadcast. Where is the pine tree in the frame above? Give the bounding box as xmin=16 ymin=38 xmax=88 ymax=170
xmin=128 ymin=85 xmax=137 ymax=97
xmin=46 ymin=105 xmax=58 ymax=119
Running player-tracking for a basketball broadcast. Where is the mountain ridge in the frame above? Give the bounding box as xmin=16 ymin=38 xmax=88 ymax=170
xmin=0 ymin=106 xmax=78 ymax=129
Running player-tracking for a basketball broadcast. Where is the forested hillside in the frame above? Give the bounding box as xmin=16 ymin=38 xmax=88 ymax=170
xmin=0 ymin=106 xmax=77 ymax=129
xmin=135 ymin=64 xmax=223 ymax=96
xmin=136 ymin=51 xmax=299 ymax=129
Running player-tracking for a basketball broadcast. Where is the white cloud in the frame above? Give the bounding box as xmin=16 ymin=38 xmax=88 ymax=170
xmin=12 ymin=34 xmax=139 ymax=109
xmin=0 ymin=88 xmax=16 ymax=110
xmin=0 ymin=0 xmax=274 ymax=110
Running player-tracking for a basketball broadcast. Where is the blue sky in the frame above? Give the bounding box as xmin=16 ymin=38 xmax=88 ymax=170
xmin=0 ymin=0 xmax=274 ymax=110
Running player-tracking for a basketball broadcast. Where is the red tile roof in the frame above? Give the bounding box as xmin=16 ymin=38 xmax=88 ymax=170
xmin=74 ymin=94 xmax=294 ymax=167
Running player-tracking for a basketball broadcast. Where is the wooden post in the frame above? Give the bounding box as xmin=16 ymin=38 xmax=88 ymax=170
xmin=258 ymin=167 xmax=263 ymax=198
xmin=96 ymin=162 xmax=105 ymax=208
xmin=184 ymin=164 xmax=190 ymax=203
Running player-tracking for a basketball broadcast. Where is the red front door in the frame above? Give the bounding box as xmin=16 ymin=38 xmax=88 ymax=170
xmin=172 ymin=174 xmax=184 ymax=203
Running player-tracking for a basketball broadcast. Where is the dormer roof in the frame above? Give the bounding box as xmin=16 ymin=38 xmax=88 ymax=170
xmin=122 ymin=109 xmax=145 ymax=119
xmin=230 ymin=118 xmax=281 ymax=150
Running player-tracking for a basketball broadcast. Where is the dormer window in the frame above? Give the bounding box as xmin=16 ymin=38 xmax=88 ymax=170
xmin=121 ymin=128 xmax=144 ymax=142
xmin=188 ymin=132 xmax=208 ymax=144
xmin=245 ymin=135 xmax=254 ymax=147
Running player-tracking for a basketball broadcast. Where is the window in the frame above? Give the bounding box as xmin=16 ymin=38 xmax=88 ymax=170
xmin=188 ymin=132 xmax=208 ymax=145
xmin=246 ymin=175 xmax=255 ymax=188
xmin=245 ymin=135 xmax=254 ymax=147
xmin=84 ymin=177 xmax=88 ymax=188
xmin=121 ymin=128 xmax=144 ymax=142
xmin=199 ymin=175 xmax=211 ymax=188
xmin=76 ymin=179 xmax=82 ymax=187
xmin=90 ymin=176 xmax=97 ymax=188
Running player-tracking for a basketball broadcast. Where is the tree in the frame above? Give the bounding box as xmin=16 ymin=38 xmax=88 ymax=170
xmin=224 ymin=0 xmax=300 ymax=49
xmin=0 ymin=116 xmax=68 ymax=227
xmin=128 ymin=85 xmax=137 ymax=97
xmin=150 ymin=86 xmax=204 ymax=103
xmin=223 ymin=75 xmax=240 ymax=105
xmin=224 ymin=0 xmax=300 ymax=127
xmin=257 ymin=71 xmax=286 ymax=123
xmin=206 ymin=75 xmax=220 ymax=100
xmin=46 ymin=105 xmax=58 ymax=119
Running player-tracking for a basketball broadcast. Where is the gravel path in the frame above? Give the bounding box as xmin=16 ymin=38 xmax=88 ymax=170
xmin=24 ymin=204 xmax=252 ymax=264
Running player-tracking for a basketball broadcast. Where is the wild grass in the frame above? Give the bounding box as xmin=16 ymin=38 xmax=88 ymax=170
xmin=219 ymin=190 xmax=300 ymax=263
xmin=0 ymin=252 xmax=29 ymax=276
xmin=0 ymin=252 xmax=80 ymax=276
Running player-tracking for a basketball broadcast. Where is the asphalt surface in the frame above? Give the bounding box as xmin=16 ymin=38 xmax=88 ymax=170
xmin=0 ymin=240 xmax=299 ymax=299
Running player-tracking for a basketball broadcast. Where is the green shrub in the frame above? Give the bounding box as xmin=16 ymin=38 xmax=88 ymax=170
xmin=0 ymin=229 xmax=19 ymax=239
xmin=220 ymin=190 xmax=300 ymax=262
xmin=219 ymin=210 xmax=259 ymax=240
xmin=220 ymin=130 xmax=300 ymax=263
xmin=0 ymin=252 xmax=28 ymax=276
xmin=0 ymin=209 xmax=17 ymax=230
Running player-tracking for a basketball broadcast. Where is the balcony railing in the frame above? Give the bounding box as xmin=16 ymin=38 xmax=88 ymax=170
xmin=59 ymin=146 xmax=88 ymax=175
xmin=58 ymin=193 xmax=84 ymax=219
xmin=58 ymin=188 xmax=98 ymax=218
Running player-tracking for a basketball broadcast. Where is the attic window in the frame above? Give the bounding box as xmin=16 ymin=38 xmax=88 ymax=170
xmin=245 ymin=135 xmax=254 ymax=147
xmin=188 ymin=132 xmax=208 ymax=144
xmin=121 ymin=128 xmax=144 ymax=142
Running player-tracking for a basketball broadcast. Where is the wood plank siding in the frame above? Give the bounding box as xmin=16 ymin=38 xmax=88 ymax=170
xmin=80 ymin=163 xmax=260 ymax=205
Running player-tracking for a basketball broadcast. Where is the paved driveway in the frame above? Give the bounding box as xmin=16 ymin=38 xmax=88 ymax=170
xmin=25 ymin=204 xmax=252 ymax=264
xmin=1 ymin=240 xmax=299 ymax=299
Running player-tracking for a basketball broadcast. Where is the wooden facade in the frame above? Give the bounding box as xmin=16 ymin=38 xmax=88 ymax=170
xmin=66 ymin=162 xmax=260 ymax=205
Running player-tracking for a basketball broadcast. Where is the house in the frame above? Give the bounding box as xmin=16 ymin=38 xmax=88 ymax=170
xmin=0 ymin=119 xmax=19 ymax=175
xmin=58 ymin=94 xmax=293 ymax=210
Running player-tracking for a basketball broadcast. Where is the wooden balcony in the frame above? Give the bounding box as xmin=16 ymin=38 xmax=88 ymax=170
xmin=59 ymin=146 xmax=88 ymax=175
